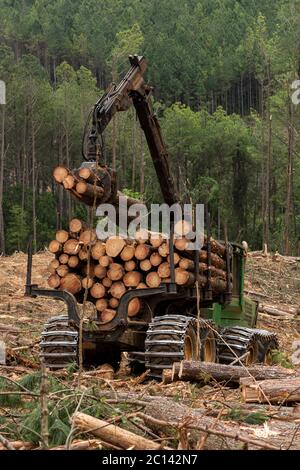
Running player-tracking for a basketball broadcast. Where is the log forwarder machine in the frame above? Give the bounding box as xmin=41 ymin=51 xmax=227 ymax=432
xmin=26 ymin=56 xmax=278 ymax=377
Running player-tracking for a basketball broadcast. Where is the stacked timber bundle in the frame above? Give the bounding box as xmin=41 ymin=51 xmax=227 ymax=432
xmin=53 ymin=163 xmax=141 ymax=209
xmin=47 ymin=219 xmax=230 ymax=324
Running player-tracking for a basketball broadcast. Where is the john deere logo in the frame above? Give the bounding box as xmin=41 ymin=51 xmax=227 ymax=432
xmin=0 ymin=80 xmax=5 ymax=105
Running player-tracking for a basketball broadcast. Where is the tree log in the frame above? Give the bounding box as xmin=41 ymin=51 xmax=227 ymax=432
xmin=56 ymin=265 xmax=69 ymax=277
xmin=71 ymin=412 xmax=164 ymax=450
xmin=158 ymin=243 xmax=169 ymax=257
xmin=94 ymin=265 xmax=107 ymax=279
xmin=109 ymin=281 xmax=126 ymax=299
xmin=107 ymin=263 xmax=124 ymax=281
xmin=109 ymin=298 xmax=119 ymax=309
xmin=240 ymin=377 xmax=300 ymax=403
xmin=150 ymin=252 xmax=163 ymax=267
xmin=90 ymin=283 xmax=105 ymax=299
xmin=123 ymin=271 xmax=142 ymax=287
xmin=64 ymin=239 xmax=81 ymax=255
xmin=102 ymin=277 xmax=112 ymax=288
xmin=82 ymin=277 xmax=94 ymax=289
xmin=55 ymin=229 xmax=69 ymax=244
xmin=170 ymin=361 xmax=299 ymax=385
xmin=120 ymin=244 xmax=135 ymax=261
xmin=146 ymin=272 xmax=161 ymax=288
xmin=53 ymin=165 xmax=69 ymax=183
xmin=76 ymin=180 xmax=104 ymax=199
xmin=69 ymin=218 xmax=86 ymax=234
xmin=100 ymin=309 xmax=117 ymax=324
xmin=68 ymin=255 xmax=80 ymax=268
xmin=79 ymin=229 xmax=97 ymax=246
xmin=135 ymin=244 xmax=151 ymax=260
xmin=105 ymin=236 xmax=126 ymax=257
xmin=91 ymin=241 xmax=106 ymax=260
xmin=140 ymin=259 xmax=152 ymax=272
xmin=99 ymin=255 xmax=112 ymax=267
xmin=59 ymin=273 xmax=82 ymax=294
xmin=128 ymin=298 xmax=141 ymax=317
xmin=48 ymin=240 xmax=62 ymax=254
xmin=58 ymin=253 xmax=69 ymax=265
xmin=95 ymin=299 xmax=108 ymax=313
xmin=47 ymin=274 xmax=61 ymax=289
xmin=124 ymin=260 xmax=136 ymax=271
xmin=175 ymin=268 xmax=195 ymax=286
xmin=158 ymin=262 xmax=170 ymax=278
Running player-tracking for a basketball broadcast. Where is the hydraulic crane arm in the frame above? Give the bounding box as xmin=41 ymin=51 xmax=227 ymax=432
xmin=83 ymin=55 xmax=180 ymax=206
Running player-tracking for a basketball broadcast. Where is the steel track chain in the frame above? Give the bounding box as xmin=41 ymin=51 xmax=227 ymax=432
xmin=40 ymin=315 xmax=79 ymax=369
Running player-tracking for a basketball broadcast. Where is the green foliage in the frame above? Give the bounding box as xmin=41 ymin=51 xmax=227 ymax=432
xmin=1 ymin=0 xmax=300 ymax=253
xmin=226 ymin=408 xmax=269 ymax=425
xmin=270 ymin=350 xmax=293 ymax=369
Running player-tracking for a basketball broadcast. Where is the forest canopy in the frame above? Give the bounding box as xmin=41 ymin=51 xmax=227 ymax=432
xmin=0 ymin=0 xmax=299 ymax=254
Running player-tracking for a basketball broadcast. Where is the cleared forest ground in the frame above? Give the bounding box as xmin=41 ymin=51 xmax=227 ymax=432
xmin=0 ymin=250 xmax=300 ymax=450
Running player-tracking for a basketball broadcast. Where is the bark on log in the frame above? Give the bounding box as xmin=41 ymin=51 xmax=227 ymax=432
xmin=71 ymin=412 xmax=165 ymax=450
xmin=170 ymin=361 xmax=298 ymax=384
xmin=141 ymin=399 xmax=289 ymax=450
xmin=240 ymin=377 xmax=300 ymax=403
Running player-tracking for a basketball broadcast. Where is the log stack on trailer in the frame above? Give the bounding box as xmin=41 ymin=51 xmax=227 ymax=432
xmin=47 ymin=218 xmax=230 ymax=324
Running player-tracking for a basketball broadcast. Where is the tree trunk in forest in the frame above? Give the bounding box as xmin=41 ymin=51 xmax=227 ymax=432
xmin=31 ymin=115 xmax=37 ymax=253
xmin=0 ymin=105 xmax=5 ymax=253
xmin=284 ymin=92 xmax=294 ymax=255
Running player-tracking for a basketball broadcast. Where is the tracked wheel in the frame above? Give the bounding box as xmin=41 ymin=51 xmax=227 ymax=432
xmin=218 ymin=327 xmax=259 ymax=365
xmin=218 ymin=327 xmax=278 ymax=366
xmin=40 ymin=315 xmax=78 ymax=369
xmin=145 ymin=315 xmax=217 ymax=378
xmin=256 ymin=331 xmax=279 ymax=365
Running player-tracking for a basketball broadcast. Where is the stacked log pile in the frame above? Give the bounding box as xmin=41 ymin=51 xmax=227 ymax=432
xmin=47 ymin=219 xmax=229 ymax=324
